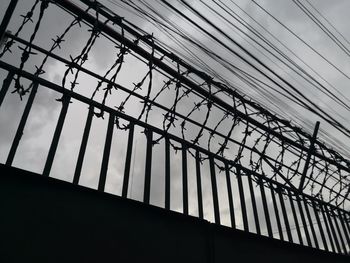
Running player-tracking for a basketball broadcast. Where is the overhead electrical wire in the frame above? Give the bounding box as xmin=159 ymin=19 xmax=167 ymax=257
xmin=117 ymin=0 xmax=312 ymax=118
xmin=226 ymin=0 xmax=350 ymax=108
xmin=105 ymin=0 xmax=349 ymax=157
xmin=105 ymin=0 xmax=350 ymax=157
xmin=158 ymin=0 xmax=350 ymax=139
xmin=212 ymin=0 xmax=350 ymax=112
xmin=199 ymin=0 xmax=350 ymax=121
xmin=251 ymin=0 xmax=350 ymax=81
xmin=304 ymin=0 xmax=350 ymax=48
xmin=292 ymin=0 xmax=350 ymax=58
xmin=114 ymin=0 xmax=349 ymax=116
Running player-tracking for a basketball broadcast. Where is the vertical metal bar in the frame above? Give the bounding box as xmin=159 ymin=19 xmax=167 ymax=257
xmin=324 ymin=205 xmax=342 ymax=253
xmin=346 ymin=213 xmax=350 ymax=227
xmin=296 ymin=194 xmax=312 ymax=246
xmin=299 ymin=121 xmax=320 ymax=191
xmin=277 ymin=188 xmax=293 ymax=242
xmin=6 ymin=82 xmax=38 ymax=166
xmin=311 ymin=199 xmax=329 ymax=251
xmin=182 ymin=145 xmax=188 ymax=215
xmin=122 ymin=122 xmax=134 ymax=198
xmin=98 ymin=113 xmax=114 ymax=192
xmin=0 ymin=71 xmax=14 ymax=107
xmin=337 ymin=209 xmax=350 ymax=254
xmin=209 ymin=155 xmax=220 ymax=224
xmin=224 ymin=161 xmax=235 ymax=229
xmin=43 ymin=95 xmax=70 ymax=177
xmin=195 ymin=149 xmax=203 ymax=219
xmin=270 ymin=185 xmax=284 ymax=241
xmin=344 ymin=212 xmax=350 ymax=235
xmin=247 ymin=174 xmax=260 ymax=235
xmin=73 ymin=105 xmax=94 ymax=185
xmin=330 ymin=208 xmax=347 ymax=254
xmin=319 ymin=202 xmax=336 ymax=252
xmin=343 ymin=212 xmax=350 ymax=254
xmin=288 ymin=190 xmax=303 ymax=245
xmin=344 ymin=213 xmax=350 ymax=254
xmin=338 ymin=210 xmax=350 ymax=241
xmin=0 ymin=0 xmax=18 ymax=40
xmin=143 ymin=129 xmax=153 ymax=204
xmin=259 ymin=178 xmax=273 ymax=237
xmin=236 ymin=167 xmax=248 ymax=231
xmin=302 ymin=196 xmax=319 ymax=249
xmin=164 ymin=136 xmax=171 ymax=210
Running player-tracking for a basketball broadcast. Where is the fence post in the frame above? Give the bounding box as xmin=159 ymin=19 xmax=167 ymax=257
xmin=299 ymin=121 xmax=320 ymax=191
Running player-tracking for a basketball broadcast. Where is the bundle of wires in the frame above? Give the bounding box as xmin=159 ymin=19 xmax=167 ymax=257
xmin=103 ymin=0 xmax=350 ymax=158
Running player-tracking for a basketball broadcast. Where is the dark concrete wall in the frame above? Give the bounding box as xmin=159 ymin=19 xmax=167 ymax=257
xmin=0 ymin=164 xmax=348 ymax=263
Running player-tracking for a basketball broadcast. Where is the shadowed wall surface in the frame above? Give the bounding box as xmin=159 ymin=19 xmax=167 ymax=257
xmin=0 ymin=164 xmax=348 ymax=263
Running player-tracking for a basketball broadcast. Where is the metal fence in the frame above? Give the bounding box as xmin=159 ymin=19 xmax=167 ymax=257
xmin=0 ymin=0 xmax=349 ymax=255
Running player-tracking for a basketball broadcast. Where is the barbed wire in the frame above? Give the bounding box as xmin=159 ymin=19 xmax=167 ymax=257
xmin=0 ymin=0 xmax=349 ymax=209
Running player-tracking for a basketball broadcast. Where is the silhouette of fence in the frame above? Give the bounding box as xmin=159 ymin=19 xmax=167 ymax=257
xmin=0 ymin=0 xmax=349 ymax=255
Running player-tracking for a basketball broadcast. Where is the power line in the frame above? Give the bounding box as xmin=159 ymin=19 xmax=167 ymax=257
xmin=161 ymin=0 xmax=350 ymax=138
xmin=110 ymin=0 xmax=350 ymax=157
xmin=292 ymin=0 xmax=350 ymax=58
xmin=251 ymin=0 xmax=350 ymax=81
